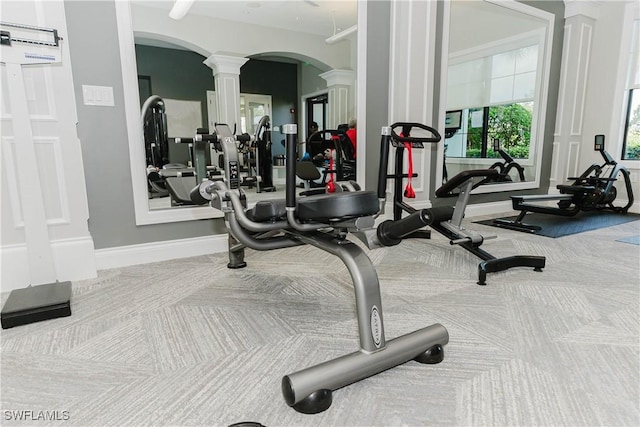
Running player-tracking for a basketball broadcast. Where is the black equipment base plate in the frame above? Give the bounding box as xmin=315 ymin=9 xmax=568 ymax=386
xmin=1 ymin=281 xmax=72 ymax=329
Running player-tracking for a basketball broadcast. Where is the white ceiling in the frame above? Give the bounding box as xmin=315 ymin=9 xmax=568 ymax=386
xmin=132 ymin=0 xmax=357 ymax=38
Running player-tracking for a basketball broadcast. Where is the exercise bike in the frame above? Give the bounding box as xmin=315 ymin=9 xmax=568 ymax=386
xmin=380 ymin=123 xmax=545 ymax=285
xmin=190 ymin=123 xmax=449 ymax=415
xmin=494 ymin=134 xmax=634 ymax=233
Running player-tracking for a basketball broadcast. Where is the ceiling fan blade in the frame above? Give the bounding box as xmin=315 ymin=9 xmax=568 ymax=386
xmin=304 ymin=0 xmax=320 ymax=7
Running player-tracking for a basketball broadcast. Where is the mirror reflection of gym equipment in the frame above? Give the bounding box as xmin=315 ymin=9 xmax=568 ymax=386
xmin=442 ymin=0 xmax=554 ymax=192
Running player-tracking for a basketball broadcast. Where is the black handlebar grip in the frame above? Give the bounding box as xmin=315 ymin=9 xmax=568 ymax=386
xmin=174 ymin=137 xmax=194 ymax=144
xmin=389 ymin=122 xmax=442 ymax=143
xmin=283 ymin=124 xmax=297 ymax=208
xmin=377 ymin=127 xmax=392 ymax=199
xmin=377 ymin=210 xmax=433 ymax=246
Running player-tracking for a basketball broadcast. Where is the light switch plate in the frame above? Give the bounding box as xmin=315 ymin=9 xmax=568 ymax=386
xmin=82 ymin=85 xmax=114 ymax=107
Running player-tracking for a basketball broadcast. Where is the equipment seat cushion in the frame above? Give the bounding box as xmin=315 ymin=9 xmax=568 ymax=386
xmin=296 ymin=191 xmax=379 ymax=222
xmin=557 ymin=184 xmax=597 ymax=194
xmin=246 ymin=200 xmax=287 ymax=222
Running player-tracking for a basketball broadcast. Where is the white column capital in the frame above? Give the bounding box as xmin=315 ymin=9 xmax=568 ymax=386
xmin=203 ymin=53 xmax=249 ymax=75
xmin=564 ymin=0 xmax=601 ymax=20
xmin=319 ymin=69 xmax=355 ymax=87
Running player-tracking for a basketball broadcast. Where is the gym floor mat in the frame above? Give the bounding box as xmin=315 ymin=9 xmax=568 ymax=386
xmin=616 ymin=234 xmax=640 ymax=245
xmin=475 ymin=211 xmax=640 ymax=238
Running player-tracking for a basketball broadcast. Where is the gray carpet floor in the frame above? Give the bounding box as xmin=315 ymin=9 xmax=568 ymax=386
xmin=1 ymin=216 xmax=639 ymax=426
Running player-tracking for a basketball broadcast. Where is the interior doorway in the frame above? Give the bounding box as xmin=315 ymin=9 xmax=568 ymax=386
xmin=306 ymin=93 xmax=328 ymax=138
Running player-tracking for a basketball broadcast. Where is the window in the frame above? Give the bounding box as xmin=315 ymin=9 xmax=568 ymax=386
xmin=622 ymin=19 xmax=640 ymax=160
xmin=447 ymin=102 xmax=532 ymax=159
xmin=447 ymin=39 xmax=539 ymax=160
xmin=239 ymin=93 xmax=272 ymax=135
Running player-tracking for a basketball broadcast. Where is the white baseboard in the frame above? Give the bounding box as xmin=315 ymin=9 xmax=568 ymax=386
xmin=1 ymin=236 xmax=97 ymax=293
xmin=94 ymin=234 xmax=229 ymax=271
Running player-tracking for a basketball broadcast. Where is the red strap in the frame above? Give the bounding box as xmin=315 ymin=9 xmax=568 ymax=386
xmin=326 ymin=149 xmax=336 ymax=193
xmin=403 ymin=141 xmax=415 ymax=198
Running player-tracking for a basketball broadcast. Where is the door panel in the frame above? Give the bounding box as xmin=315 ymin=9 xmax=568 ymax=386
xmin=0 ymin=0 xmax=96 ymax=290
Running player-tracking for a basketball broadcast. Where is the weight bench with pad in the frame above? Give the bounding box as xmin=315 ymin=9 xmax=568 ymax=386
xmin=193 ymin=123 xmax=449 ymax=414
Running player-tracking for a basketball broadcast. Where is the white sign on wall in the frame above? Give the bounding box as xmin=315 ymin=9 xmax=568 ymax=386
xmin=163 ymin=98 xmax=202 ymax=138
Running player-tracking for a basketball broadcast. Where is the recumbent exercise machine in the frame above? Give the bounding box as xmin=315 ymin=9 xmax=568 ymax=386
xmin=494 ymin=134 xmax=634 ymax=233
xmin=380 ymin=123 xmax=545 ymax=285
xmin=191 ymin=123 xmax=449 ymax=414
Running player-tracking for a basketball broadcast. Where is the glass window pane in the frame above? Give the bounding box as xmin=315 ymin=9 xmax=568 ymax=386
xmin=488 ymin=103 xmax=532 ymax=159
xmin=515 ymin=45 xmax=539 ymax=73
xmin=624 ymin=88 xmax=640 ymax=160
xmin=492 ymin=52 xmax=515 ymax=78
xmin=513 ymin=72 xmax=537 ymax=100
xmin=490 ymin=76 xmax=514 ymax=104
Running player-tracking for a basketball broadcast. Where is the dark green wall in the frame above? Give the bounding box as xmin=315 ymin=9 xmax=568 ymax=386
xmin=240 ymin=59 xmax=298 ymax=157
xmin=135 ymin=50 xmax=299 ymax=159
xmin=135 ymin=45 xmax=213 ymax=165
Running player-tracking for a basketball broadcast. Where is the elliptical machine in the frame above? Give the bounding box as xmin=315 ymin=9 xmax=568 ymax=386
xmin=494 ymin=134 xmax=635 ymax=233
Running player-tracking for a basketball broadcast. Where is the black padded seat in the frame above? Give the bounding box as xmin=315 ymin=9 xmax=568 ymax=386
xmin=435 ymin=169 xmax=499 ymax=198
xmin=246 ymin=200 xmax=287 ymax=222
xmin=557 ymin=184 xmax=597 ymax=194
xmin=296 ymin=191 xmax=379 ymax=222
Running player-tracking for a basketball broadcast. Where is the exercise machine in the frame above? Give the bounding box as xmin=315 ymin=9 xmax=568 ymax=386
xmin=251 ymin=115 xmax=276 ymax=193
xmin=191 ymin=123 xmax=449 ymax=414
xmin=486 ymin=139 xmax=526 ymax=183
xmin=380 ymin=122 xmax=545 ymax=285
xmin=141 ymin=95 xmax=170 ymax=197
xmin=140 ymin=95 xmax=222 ymax=204
xmin=494 ymin=134 xmax=635 ymax=233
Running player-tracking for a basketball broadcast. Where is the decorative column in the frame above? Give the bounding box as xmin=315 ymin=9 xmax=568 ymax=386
xmin=549 ymin=1 xmax=599 ymax=189
xmin=203 ymin=53 xmax=249 ymax=131
xmin=386 ymin=0 xmax=438 ymax=209
xmin=319 ymin=69 xmax=355 ymax=129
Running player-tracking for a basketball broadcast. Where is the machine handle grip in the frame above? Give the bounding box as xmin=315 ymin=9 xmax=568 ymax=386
xmin=389 ymin=122 xmax=442 ymax=143
xmin=283 ymin=124 xmax=298 ymax=208
xmin=377 ymin=210 xmax=432 ymax=246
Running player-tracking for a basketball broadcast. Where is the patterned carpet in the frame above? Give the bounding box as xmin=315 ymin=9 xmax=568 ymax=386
xmin=1 ymin=217 xmax=639 ymax=426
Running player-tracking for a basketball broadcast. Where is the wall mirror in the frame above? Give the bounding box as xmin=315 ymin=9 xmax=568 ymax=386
xmin=438 ymin=0 xmax=554 ymax=193
xmin=116 ymin=0 xmax=357 ymax=225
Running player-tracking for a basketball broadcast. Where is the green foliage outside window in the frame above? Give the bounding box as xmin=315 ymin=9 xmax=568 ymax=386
xmin=464 ymin=103 xmax=532 ymax=159
xmin=488 ymin=104 xmax=532 ymax=158
xmin=624 ymin=90 xmax=640 ymax=160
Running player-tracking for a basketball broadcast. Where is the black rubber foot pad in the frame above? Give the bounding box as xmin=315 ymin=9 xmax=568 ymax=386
xmin=414 ymin=344 xmax=445 ymax=364
xmin=292 ymin=389 xmax=333 ymax=414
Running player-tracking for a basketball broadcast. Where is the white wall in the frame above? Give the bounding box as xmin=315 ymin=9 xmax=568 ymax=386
xmin=582 ymin=1 xmax=638 ymax=169
xmin=577 ymin=1 xmax=639 ymax=211
xmin=130 ymin=4 xmax=351 ymax=71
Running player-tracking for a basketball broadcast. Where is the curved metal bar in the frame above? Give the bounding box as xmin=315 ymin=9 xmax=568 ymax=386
xmin=226 ymin=214 xmax=302 ymax=251
xmin=286 ymin=207 xmax=330 ymax=232
xmin=226 ymin=189 xmax=290 ymax=232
